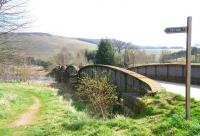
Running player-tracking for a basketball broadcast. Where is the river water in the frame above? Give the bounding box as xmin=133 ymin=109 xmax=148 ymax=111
xmin=30 ymin=75 xmax=56 ymax=84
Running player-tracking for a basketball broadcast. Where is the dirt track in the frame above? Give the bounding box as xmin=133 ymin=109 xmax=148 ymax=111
xmin=7 ymin=96 xmax=41 ymax=128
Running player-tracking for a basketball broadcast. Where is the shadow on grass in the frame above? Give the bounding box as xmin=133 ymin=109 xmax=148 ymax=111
xmin=50 ymin=83 xmax=87 ymax=112
xmin=128 ymin=92 xmax=186 ymax=120
xmin=61 ymin=120 xmax=86 ymax=131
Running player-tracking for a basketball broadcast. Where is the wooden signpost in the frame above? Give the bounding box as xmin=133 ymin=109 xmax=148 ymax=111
xmin=165 ymin=16 xmax=192 ymax=120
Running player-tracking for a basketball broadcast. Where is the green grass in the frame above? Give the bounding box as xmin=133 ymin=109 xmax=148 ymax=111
xmin=0 ymin=83 xmax=200 ymax=136
xmin=0 ymin=84 xmax=33 ymax=127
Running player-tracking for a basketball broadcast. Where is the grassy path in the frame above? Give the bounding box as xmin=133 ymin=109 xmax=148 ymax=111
xmin=7 ymin=96 xmax=41 ymax=128
xmin=0 ymin=83 xmax=200 ymax=136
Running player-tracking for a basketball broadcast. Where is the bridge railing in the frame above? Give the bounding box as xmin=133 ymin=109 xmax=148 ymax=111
xmin=52 ymin=64 xmax=164 ymax=110
xmin=130 ymin=64 xmax=200 ymax=85
xmin=78 ymin=65 xmax=163 ymax=95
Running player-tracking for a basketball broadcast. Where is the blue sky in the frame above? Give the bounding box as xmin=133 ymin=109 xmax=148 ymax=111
xmin=27 ymin=0 xmax=200 ymax=47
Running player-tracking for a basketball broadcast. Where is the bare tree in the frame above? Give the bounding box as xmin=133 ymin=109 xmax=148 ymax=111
xmin=0 ymin=0 xmax=30 ymax=82
xmin=0 ymin=0 xmax=28 ymax=34
xmin=0 ymin=0 xmax=29 ymax=65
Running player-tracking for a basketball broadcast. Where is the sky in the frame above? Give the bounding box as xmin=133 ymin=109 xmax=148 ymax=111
xmin=27 ymin=0 xmax=200 ymax=47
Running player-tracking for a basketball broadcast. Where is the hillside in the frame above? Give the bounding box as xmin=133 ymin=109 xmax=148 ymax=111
xmin=1 ymin=33 xmax=96 ymax=61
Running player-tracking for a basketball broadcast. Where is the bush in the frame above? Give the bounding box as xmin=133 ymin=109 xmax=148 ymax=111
xmin=0 ymin=64 xmax=31 ymax=82
xmin=76 ymin=72 xmax=118 ymax=118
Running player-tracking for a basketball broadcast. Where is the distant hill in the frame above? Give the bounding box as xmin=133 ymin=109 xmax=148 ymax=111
xmin=0 ymin=33 xmax=96 ymax=61
xmin=76 ymin=38 xmax=100 ymax=45
xmin=75 ymin=38 xmax=184 ymax=50
xmin=76 ymin=38 xmax=138 ymax=50
xmin=1 ymin=33 xmax=187 ymax=62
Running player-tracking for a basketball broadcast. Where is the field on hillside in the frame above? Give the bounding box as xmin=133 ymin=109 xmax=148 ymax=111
xmin=0 ymin=83 xmax=200 ymax=136
xmin=1 ymin=33 xmax=96 ymax=61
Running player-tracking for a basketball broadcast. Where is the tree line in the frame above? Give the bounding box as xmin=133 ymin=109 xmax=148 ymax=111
xmin=85 ymin=39 xmax=157 ymax=68
xmin=160 ymin=47 xmax=200 ymax=63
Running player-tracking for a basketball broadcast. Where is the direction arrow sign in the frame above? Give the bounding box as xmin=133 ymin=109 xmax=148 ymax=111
xmin=165 ymin=27 xmax=187 ymax=33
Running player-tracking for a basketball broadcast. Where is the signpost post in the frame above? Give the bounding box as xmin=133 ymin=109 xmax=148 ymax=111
xmin=186 ymin=17 xmax=192 ymax=120
xmin=165 ymin=16 xmax=192 ymax=120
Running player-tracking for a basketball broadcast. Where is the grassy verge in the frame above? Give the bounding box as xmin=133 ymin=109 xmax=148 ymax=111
xmin=0 ymin=83 xmax=33 ymax=135
xmin=0 ymin=84 xmax=33 ymax=125
xmin=0 ymin=83 xmax=200 ymax=136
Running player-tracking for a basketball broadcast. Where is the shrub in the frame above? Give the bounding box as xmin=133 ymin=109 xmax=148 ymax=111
xmin=0 ymin=64 xmax=31 ymax=82
xmin=76 ymin=72 xmax=118 ymax=118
